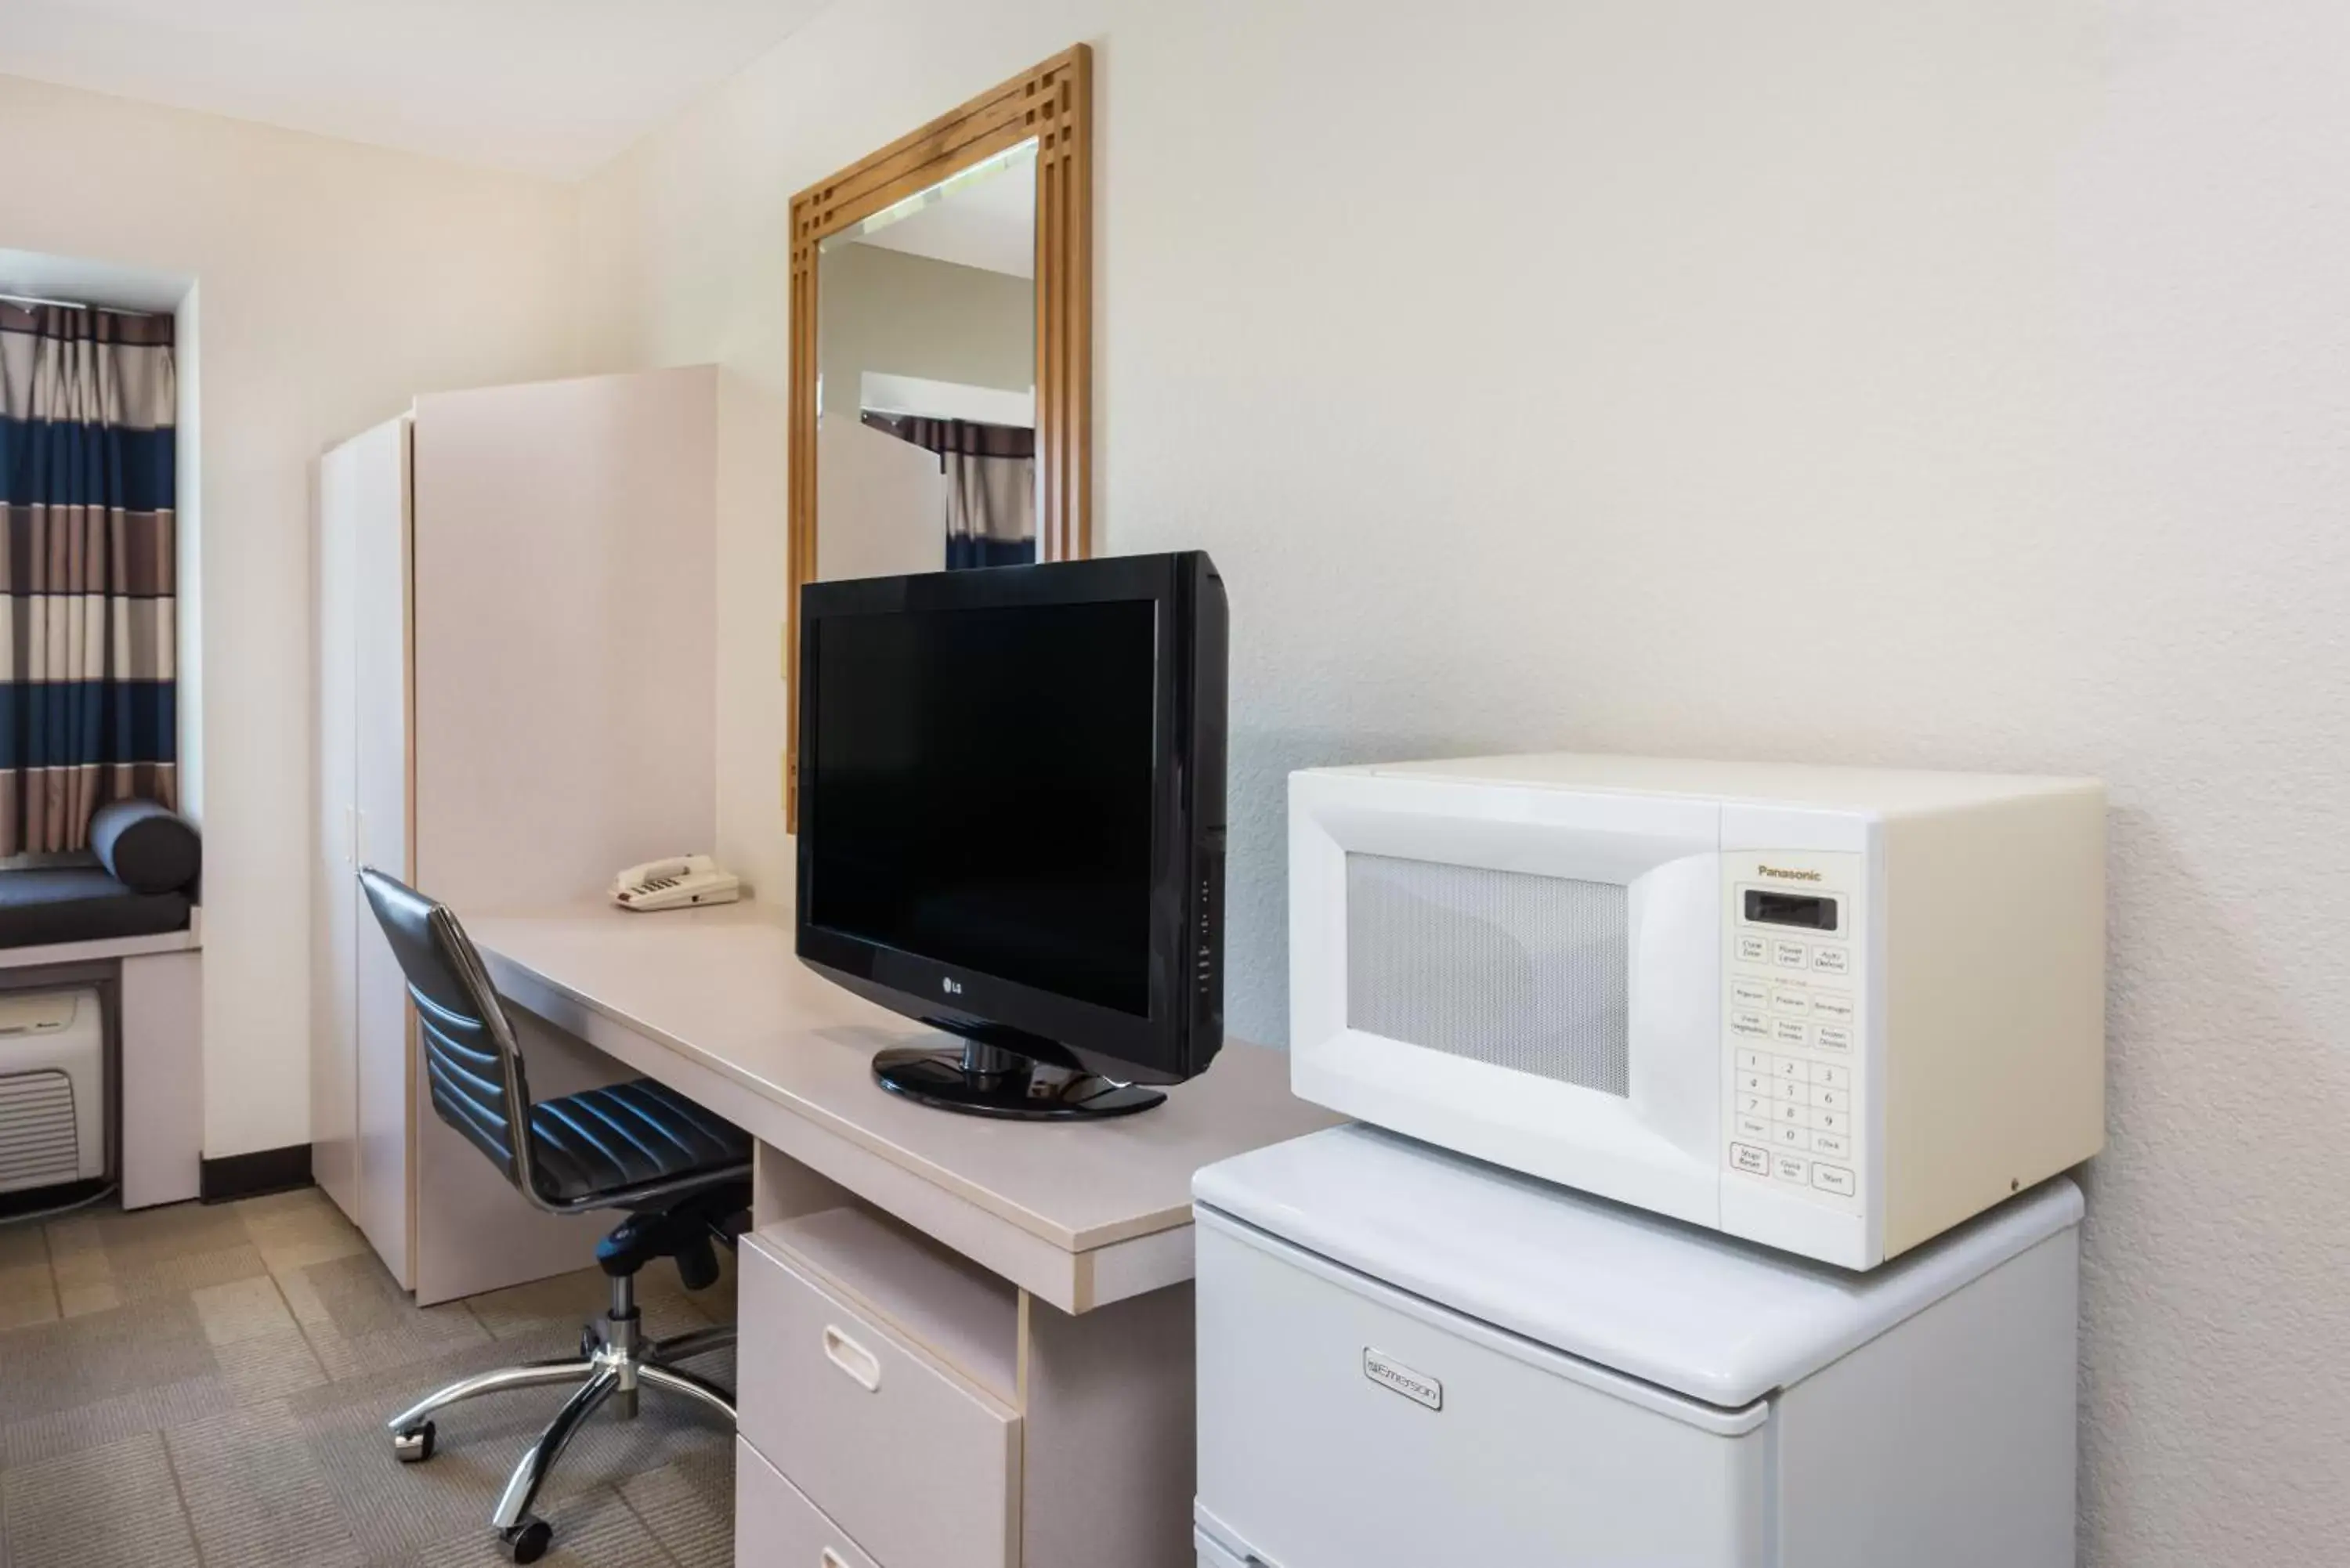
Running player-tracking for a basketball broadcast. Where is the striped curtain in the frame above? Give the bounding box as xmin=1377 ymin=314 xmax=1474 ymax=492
xmin=0 ymin=304 xmax=177 ymax=855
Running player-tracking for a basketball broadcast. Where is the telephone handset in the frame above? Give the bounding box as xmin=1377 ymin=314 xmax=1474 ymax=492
xmin=609 ymin=854 xmax=741 ymax=912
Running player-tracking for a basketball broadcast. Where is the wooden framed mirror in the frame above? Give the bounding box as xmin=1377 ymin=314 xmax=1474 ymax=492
xmin=786 ymin=44 xmax=1093 ymax=826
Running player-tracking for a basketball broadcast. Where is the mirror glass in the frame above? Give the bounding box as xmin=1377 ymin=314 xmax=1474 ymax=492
xmin=815 ymin=139 xmax=1039 ymax=582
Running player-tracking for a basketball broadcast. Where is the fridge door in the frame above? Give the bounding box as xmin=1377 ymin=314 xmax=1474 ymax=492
xmin=1196 ymin=1209 xmax=1773 ymax=1568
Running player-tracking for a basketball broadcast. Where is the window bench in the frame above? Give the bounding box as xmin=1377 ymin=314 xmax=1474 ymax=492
xmin=0 ymin=802 xmax=207 ymax=1212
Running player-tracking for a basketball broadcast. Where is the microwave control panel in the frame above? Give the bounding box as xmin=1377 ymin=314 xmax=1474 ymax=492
xmin=1720 ymin=851 xmax=1864 ymax=1214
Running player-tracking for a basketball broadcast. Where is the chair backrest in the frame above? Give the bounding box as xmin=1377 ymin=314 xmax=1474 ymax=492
xmin=356 ymin=867 xmax=539 ymax=1198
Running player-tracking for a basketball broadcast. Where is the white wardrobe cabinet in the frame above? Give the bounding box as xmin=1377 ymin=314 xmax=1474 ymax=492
xmin=313 ymin=415 xmax=411 ymax=1282
xmin=313 ymin=366 xmax=719 ymax=1303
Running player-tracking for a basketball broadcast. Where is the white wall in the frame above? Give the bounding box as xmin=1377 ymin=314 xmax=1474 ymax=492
xmin=0 ymin=73 xmax=580 ymax=1162
xmin=576 ymin=2 xmax=2350 ymax=1561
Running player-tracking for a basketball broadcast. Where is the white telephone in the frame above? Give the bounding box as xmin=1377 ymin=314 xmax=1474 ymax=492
xmin=610 ymin=854 xmax=740 ymax=912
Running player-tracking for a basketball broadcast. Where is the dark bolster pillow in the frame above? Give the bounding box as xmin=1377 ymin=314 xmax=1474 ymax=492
xmin=90 ymin=799 xmax=202 ymax=894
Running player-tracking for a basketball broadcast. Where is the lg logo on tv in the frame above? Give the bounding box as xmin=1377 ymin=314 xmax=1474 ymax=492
xmin=942 ymin=977 xmax=964 ymax=995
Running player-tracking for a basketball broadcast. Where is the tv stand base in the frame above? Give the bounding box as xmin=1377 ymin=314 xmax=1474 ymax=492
xmin=873 ymin=1041 xmax=1166 ymax=1119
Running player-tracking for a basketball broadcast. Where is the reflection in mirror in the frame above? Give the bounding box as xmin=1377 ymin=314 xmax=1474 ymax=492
xmin=815 ymin=139 xmax=1037 ymax=583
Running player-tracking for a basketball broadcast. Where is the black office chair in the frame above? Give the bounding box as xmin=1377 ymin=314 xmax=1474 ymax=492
xmin=359 ymin=868 xmax=752 ymax=1565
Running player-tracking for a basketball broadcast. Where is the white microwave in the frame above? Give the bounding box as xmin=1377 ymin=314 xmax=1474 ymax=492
xmin=1289 ymin=753 xmax=2106 ymax=1269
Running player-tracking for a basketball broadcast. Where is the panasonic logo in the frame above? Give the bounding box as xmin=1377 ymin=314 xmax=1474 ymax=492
xmin=1757 ymin=865 xmax=1824 ymax=882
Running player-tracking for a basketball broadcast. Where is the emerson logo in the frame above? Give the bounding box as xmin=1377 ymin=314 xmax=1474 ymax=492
xmin=1757 ymin=865 xmax=1824 ymax=882
xmin=1363 ymin=1348 xmax=1442 ymax=1411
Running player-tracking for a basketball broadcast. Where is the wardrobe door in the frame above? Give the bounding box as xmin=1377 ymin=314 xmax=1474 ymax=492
xmin=311 ymin=432 xmax=363 ymax=1226
xmin=350 ymin=417 xmax=418 ymax=1289
xmin=405 ymin=367 xmax=718 ymax=1304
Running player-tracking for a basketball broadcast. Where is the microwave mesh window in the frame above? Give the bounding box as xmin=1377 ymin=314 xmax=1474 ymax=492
xmin=1343 ymin=854 xmax=1630 ymax=1097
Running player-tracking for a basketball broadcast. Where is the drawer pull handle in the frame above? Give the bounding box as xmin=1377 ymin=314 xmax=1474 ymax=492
xmin=822 ymin=1324 xmax=882 ymax=1391
xmin=820 ymin=1552 xmax=851 ymax=1568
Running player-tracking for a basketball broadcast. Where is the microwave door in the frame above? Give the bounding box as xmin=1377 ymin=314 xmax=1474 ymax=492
xmin=1289 ymin=775 xmax=1725 ymax=1229
xmin=1624 ymin=853 xmax=1725 ymax=1183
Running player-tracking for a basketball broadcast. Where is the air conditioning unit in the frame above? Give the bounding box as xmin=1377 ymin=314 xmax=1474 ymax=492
xmin=0 ymin=990 xmax=105 ymax=1195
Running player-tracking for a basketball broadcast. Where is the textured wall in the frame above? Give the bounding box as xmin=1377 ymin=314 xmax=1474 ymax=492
xmin=576 ymin=2 xmax=2350 ymax=1559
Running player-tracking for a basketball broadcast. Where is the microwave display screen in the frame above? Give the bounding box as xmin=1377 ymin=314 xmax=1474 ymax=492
xmin=1744 ymin=890 xmax=1839 ymax=932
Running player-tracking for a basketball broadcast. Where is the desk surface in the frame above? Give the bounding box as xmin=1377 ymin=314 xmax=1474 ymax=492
xmin=469 ymin=900 xmax=1342 ymax=1259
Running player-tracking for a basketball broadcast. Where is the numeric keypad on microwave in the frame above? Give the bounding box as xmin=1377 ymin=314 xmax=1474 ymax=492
xmin=1723 ymin=884 xmax=1859 ymax=1209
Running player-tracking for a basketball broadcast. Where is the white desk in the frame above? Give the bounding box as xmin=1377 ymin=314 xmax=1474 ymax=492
xmin=472 ymin=898 xmax=1338 ymax=1313
xmin=469 ymin=898 xmax=1341 ymax=1568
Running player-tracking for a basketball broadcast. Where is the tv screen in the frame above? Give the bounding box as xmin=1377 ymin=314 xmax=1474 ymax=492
xmin=807 ymin=598 xmax=1157 ymax=1016
xmin=796 ymin=552 xmax=1227 ymax=1119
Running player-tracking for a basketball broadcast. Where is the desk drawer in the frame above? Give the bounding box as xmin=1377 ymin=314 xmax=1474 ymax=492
xmin=738 ymin=1439 xmax=883 ymax=1568
xmin=740 ymin=1231 xmax=1019 ymax=1568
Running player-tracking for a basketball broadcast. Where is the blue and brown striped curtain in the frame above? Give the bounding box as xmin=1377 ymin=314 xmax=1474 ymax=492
xmin=0 ymin=303 xmax=177 ymax=855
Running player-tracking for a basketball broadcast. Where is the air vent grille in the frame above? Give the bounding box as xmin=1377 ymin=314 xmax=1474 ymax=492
xmin=0 ymin=1070 xmax=81 ymax=1190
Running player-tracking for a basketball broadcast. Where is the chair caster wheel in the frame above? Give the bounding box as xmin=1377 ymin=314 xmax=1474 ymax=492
xmin=499 ymin=1516 xmax=553 ymax=1563
xmin=392 ymin=1422 xmax=435 ymax=1464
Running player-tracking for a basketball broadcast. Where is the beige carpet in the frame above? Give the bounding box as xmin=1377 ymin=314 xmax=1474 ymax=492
xmin=0 ymin=1186 xmax=736 ymax=1568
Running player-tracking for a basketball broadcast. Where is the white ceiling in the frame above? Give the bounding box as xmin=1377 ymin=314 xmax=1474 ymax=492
xmin=854 ymin=157 xmax=1037 ymax=280
xmin=0 ymin=0 xmax=831 ymax=179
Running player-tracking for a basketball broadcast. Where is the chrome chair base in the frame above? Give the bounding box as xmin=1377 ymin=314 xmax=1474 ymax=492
xmin=386 ymin=1274 xmax=736 ymax=1565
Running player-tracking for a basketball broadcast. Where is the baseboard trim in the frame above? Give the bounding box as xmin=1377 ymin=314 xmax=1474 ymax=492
xmin=199 ymin=1144 xmax=313 ymax=1204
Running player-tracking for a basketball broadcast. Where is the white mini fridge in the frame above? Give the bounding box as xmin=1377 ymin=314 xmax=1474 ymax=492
xmin=1192 ymin=1125 xmax=2081 ymax=1568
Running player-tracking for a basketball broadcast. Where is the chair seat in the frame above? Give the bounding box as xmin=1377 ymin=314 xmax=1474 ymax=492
xmin=527 ymin=1078 xmax=751 ymax=1204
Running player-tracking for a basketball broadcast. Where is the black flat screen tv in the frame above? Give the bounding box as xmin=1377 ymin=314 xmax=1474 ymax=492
xmin=795 ymin=552 xmax=1227 ymax=1118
